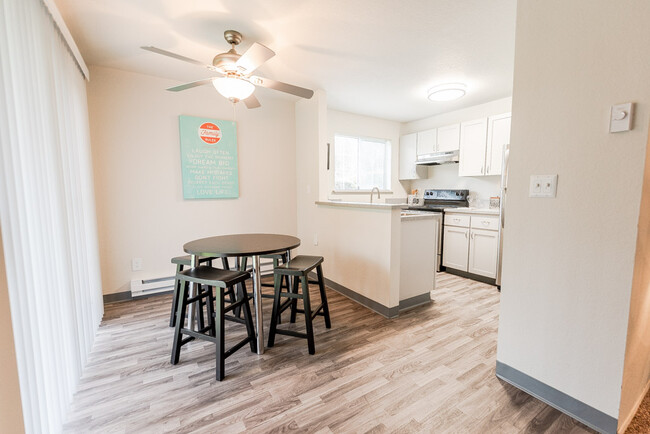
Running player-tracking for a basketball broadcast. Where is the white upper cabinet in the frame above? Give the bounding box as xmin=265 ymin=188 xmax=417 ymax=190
xmin=436 ymin=124 xmax=461 ymax=152
xmin=399 ymin=133 xmax=426 ymax=180
xmin=458 ymin=118 xmax=488 ymax=177
xmin=485 ymin=113 xmax=511 ymax=176
xmin=416 ymin=128 xmax=437 ymax=156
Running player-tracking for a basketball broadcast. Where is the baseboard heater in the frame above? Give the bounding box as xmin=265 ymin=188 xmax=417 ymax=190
xmin=130 ymin=276 xmax=175 ymax=298
xmin=129 ymin=259 xmax=277 ymax=299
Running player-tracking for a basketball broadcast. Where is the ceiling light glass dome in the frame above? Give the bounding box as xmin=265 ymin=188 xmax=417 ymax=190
xmin=212 ymin=77 xmax=255 ymax=101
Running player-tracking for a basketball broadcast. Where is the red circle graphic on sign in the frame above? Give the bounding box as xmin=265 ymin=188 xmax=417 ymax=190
xmin=198 ymin=122 xmax=221 ymax=144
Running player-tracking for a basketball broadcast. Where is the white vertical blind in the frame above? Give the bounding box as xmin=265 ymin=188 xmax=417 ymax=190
xmin=0 ymin=0 xmax=104 ymax=432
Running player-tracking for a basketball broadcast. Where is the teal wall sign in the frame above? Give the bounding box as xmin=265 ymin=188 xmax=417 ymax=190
xmin=179 ymin=115 xmax=239 ymax=199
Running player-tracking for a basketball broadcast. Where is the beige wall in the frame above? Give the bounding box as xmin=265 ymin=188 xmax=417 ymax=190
xmin=87 ymin=66 xmax=298 ymax=294
xmin=0 ymin=229 xmax=25 ymax=433
xmin=619 ymin=124 xmax=650 ymax=431
xmin=497 ymin=0 xmax=650 ymax=419
xmin=326 ymin=109 xmax=408 ymax=202
xmin=295 ymin=90 xmax=327 ymax=258
xmin=404 ymin=97 xmax=512 ymax=202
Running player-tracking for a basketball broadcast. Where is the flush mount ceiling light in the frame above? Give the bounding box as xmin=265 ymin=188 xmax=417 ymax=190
xmin=427 ymin=83 xmax=467 ymax=102
xmin=212 ymin=76 xmax=255 ymax=102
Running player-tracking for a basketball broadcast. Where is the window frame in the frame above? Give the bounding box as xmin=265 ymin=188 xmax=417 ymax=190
xmin=332 ymin=133 xmax=392 ymax=193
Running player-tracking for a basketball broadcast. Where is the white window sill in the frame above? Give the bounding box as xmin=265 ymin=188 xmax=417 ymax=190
xmin=331 ymin=190 xmax=393 ymax=194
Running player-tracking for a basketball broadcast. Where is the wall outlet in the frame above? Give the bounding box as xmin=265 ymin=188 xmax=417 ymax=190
xmin=313 ymin=234 xmax=319 ymax=246
xmin=529 ymin=175 xmax=558 ymax=198
xmin=131 ymin=257 xmax=143 ymax=271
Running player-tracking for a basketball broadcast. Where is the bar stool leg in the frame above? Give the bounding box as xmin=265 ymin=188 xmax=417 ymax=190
xmin=169 ymin=263 xmax=184 ymax=327
xmin=240 ymin=281 xmax=257 ymax=353
xmin=171 ymin=280 xmax=189 ymax=365
xmin=197 ymin=284 xmax=206 ymax=331
xmin=267 ymin=273 xmax=282 ymax=348
xmin=290 ymin=276 xmax=299 ymax=323
xmin=215 ymin=286 xmax=225 ymax=381
xmin=232 ymin=257 xmax=248 ymax=319
xmin=207 ymin=286 xmax=216 ymax=337
xmin=316 ymin=265 xmax=331 ymax=328
xmin=301 ymin=276 xmax=316 ymax=355
xmin=271 ymin=257 xmax=283 ymax=325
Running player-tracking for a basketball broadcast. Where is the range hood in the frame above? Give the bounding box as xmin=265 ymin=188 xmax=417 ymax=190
xmin=415 ymin=150 xmax=460 ymax=165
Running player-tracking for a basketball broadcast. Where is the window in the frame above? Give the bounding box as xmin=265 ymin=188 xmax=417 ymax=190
xmin=334 ymin=134 xmax=391 ymax=191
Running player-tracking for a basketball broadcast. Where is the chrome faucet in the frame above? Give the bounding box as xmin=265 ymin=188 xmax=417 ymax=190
xmin=370 ymin=187 xmax=381 ymax=204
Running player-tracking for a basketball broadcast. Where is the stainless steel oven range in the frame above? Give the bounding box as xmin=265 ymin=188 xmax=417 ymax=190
xmin=406 ymin=189 xmax=469 ymax=272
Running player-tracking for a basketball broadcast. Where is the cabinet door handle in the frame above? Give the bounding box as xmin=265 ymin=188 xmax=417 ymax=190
xmin=481 ymin=166 xmax=484 ymax=174
xmin=486 ymin=165 xmax=490 ymax=173
xmin=471 ymin=232 xmax=475 ymax=239
xmin=465 ymin=231 xmax=468 ymax=239
xmin=482 ymin=220 xmax=489 ymax=226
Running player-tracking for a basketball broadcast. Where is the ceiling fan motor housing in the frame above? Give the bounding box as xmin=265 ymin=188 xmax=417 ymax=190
xmin=212 ymin=49 xmax=241 ymax=73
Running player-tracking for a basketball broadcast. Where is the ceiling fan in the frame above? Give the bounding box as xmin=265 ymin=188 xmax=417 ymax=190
xmin=141 ymin=30 xmax=314 ymax=108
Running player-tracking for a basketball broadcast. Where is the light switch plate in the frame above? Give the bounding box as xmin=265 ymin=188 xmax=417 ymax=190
xmin=610 ymin=102 xmax=634 ymax=133
xmin=132 ymin=257 xmax=143 ymax=271
xmin=530 ymin=175 xmax=558 ymax=198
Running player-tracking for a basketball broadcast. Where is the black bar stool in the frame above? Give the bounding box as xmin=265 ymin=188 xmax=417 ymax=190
xmin=171 ymin=266 xmax=256 ymax=381
xmin=268 ymin=255 xmax=331 ymax=354
xmin=169 ymin=255 xmax=215 ymax=327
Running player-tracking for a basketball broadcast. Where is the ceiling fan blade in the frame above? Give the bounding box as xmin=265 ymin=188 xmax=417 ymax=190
xmin=249 ymin=75 xmax=314 ymax=99
xmin=166 ymin=78 xmax=214 ymax=92
xmin=235 ymin=42 xmax=275 ymax=74
xmin=243 ymin=94 xmax=261 ymax=109
xmin=141 ymin=46 xmax=219 ymax=72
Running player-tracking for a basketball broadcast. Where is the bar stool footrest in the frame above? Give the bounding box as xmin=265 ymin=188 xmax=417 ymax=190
xmin=311 ymin=304 xmax=324 ymax=319
xmin=274 ymin=329 xmax=308 ymax=339
xmin=179 ymin=336 xmax=195 ymax=346
xmin=224 ymin=297 xmax=249 ymax=314
xmin=180 ymin=328 xmax=217 ymax=344
xmin=278 ymin=299 xmax=293 ymax=315
xmin=186 ymin=291 xmax=210 ymax=305
xmin=225 ymin=315 xmax=247 ymax=325
xmin=224 ymin=337 xmax=255 ymax=359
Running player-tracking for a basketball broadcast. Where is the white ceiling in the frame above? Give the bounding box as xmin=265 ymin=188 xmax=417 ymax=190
xmin=55 ymin=0 xmax=517 ymax=123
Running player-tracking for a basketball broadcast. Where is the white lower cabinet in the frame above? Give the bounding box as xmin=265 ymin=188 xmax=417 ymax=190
xmin=442 ymin=226 xmax=469 ymax=270
xmin=443 ymin=212 xmax=499 ymax=279
xmin=468 ymin=228 xmax=498 ymax=278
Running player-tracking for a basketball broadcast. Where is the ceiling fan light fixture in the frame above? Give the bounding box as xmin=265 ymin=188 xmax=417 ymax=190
xmin=212 ymin=76 xmax=255 ymax=101
xmin=427 ymin=83 xmax=467 ymax=102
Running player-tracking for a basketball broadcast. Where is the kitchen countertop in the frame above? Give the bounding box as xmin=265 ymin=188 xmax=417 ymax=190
xmin=400 ymin=213 xmax=441 ymax=221
xmin=315 ymin=200 xmax=407 ymax=210
xmin=444 ymin=207 xmax=500 ymax=215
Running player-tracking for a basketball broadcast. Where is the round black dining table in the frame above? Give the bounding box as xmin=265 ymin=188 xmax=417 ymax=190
xmin=184 ymin=234 xmax=301 ymax=354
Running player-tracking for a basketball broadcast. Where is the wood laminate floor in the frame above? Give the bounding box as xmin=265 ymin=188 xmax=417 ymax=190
xmin=64 ymin=273 xmax=596 ymax=433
